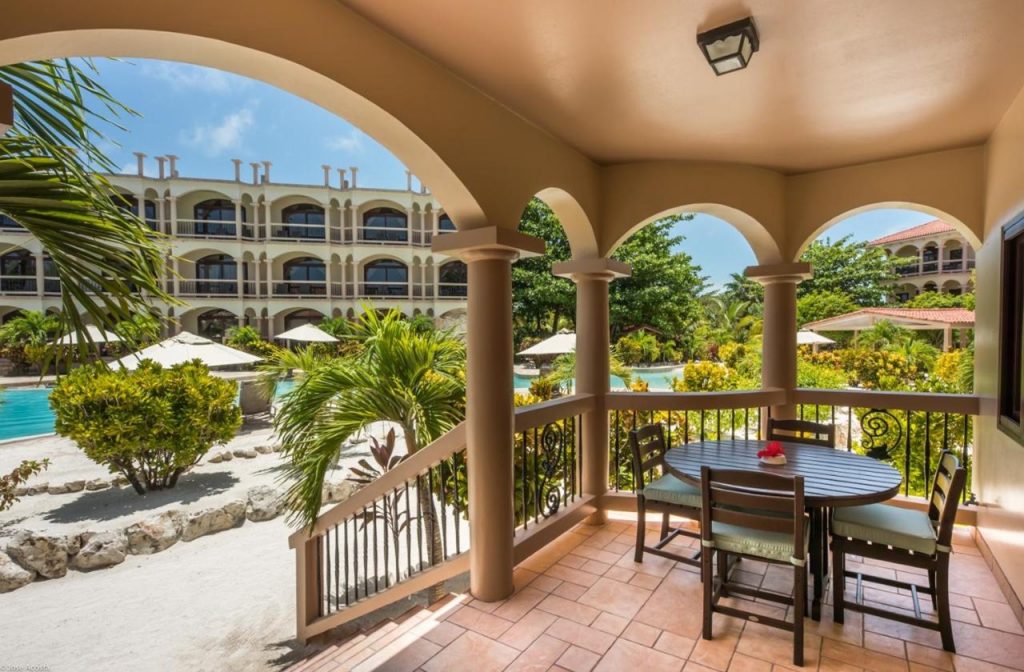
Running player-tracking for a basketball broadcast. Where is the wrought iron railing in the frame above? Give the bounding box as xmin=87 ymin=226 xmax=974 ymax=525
xmin=269 ymin=223 xmax=326 ymax=241
xmin=792 ymin=388 xmax=979 ymax=503
xmin=0 ymin=276 xmax=37 ymax=294
xmin=514 ymin=398 xmax=585 ymax=530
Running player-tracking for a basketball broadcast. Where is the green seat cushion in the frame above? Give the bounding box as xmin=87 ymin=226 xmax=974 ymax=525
xmin=711 ymin=523 xmax=809 ymax=564
xmin=641 ymin=474 xmax=701 ymax=508
xmin=832 ymin=504 xmax=937 ymax=555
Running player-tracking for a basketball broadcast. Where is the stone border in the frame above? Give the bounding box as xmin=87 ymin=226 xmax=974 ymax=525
xmin=13 ymin=444 xmax=282 ymax=498
xmin=0 ymin=478 xmax=358 ymax=594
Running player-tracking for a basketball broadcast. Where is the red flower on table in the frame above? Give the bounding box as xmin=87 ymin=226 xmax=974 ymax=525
xmin=758 ymin=441 xmax=784 ymax=458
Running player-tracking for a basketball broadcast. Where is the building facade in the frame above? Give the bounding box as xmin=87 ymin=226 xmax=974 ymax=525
xmin=0 ymin=156 xmax=468 ymax=339
xmin=868 ymin=219 xmax=976 ymax=302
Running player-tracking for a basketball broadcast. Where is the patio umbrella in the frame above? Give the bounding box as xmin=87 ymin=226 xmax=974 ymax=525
xmin=275 ymin=323 xmax=339 ymax=343
xmin=114 ymin=331 xmax=262 ymax=370
xmin=55 ymin=324 xmax=122 ymax=345
xmin=797 ymin=330 xmax=835 ymax=346
xmin=517 ymin=331 xmax=576 ymax=357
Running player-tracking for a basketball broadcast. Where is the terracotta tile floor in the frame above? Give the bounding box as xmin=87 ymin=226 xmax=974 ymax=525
xmin=289 ymin=515 xmax=1024 ymax=672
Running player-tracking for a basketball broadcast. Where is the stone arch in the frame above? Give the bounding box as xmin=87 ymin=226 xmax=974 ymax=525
xmin=534 ymin=187 xmax=599 ymax=259
xmin=792 ymin=202 xmax=982 ymax=261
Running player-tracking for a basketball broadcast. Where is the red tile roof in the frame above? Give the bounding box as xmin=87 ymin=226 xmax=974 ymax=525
xmin=861 ymin=307 xmax=975 ymax=325
xmin=869 ymin=219 xmax=955 ymax=246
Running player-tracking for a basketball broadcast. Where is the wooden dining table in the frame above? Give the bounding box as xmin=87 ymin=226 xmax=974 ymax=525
xmin=664 ymin=438 xmax=903 ymax=620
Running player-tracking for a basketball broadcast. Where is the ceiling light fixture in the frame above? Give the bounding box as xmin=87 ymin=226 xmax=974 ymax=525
xmin=697 ymin=17 xmax=759 ymax=76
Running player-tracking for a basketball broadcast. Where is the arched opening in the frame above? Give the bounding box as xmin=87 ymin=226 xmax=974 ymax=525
xmin=282 ymin=308 xmax=324 ymax=332
xmin=437 ymin=212 xmax=456 ymax=232
xmin=114 ymin=192 xmax=158 ymax=231
xmin=361 ymin=207 xmax=408 ymax=243
xmin=0 ymin=248 xmax=36 ymax=294
xmin=193 ymin=198 xmax=242 ymax=237
xmin=362 ymin=259 xmax=408 ymax=296
xmin=277 ymin=257 xmax=326 ymax=296
xmin=279 ymin=203 xmax=326 ymax=240
xmin=437 ymin=260 xmax=467 ymax=297
xmin=195 ymin=308 xmax=236 ymax=341
xmin=193 ymin=254 xmax=241 ymax=295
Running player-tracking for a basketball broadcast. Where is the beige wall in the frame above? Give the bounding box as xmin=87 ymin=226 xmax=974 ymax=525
xmin=976 ymin=83 xmax=1024 ymax=601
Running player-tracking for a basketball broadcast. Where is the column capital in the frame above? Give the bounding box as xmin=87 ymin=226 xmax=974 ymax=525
xmin=552 ymin=258 xmax=631 ymax=282
xmin=431 ymin=226 xmax=544 ymax=262
xmin=745 ymin=262 xmax=812 ymax=286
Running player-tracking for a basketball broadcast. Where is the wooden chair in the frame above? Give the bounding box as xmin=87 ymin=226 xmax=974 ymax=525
xmin=700 ymin=466 xmax=809 ymax=667
xmin=832 ymin=450 xmax=967 ymax=652
xmin=628 ymin=423 xmax=701 ymax=568
xmin=767 ymin=418 xmax=836 ymax=448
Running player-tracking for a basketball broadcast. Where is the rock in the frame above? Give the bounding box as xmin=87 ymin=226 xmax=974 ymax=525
xmin=232 ymin=448 xmax=258 ymax=459
xmin=207 ymin=453 xmax=224 ymax=464
xmin=13 ymin=486 xmax=28 ymax=497
xmin=125 ymin=512 xmax=182 ymax=554
xmin=0 ymin=550 xmax=34 ymax=593
xmin=180 ymin=500 xmax=245 ymax=541
xmin=270 ymin=444 xmax=283 ymax=453
xmin=218 ymin=451 xmax=233 ymax=462
xmin=245 ymin=486 xmax=284 ymax=522
xmin=27 ymin=482 xmax=48 ymax=495
xmin=111 ymin=475 xmax=129 ymax=487
xmin=71 ymin=531 xmax=128 ymax=571
xmin=254 ymin=445 xmax=274 ymax=455
xmin=5 ymin=530 xmax=74 ymax=579
xmin=46 ymin=483 xmax=71 ymax=495
xmin=85 ymin=478 xmax=110 ymax=491
xmin=64 ymin=480 xmax=86 ymax=493
xmin=322 ymin=480 xmax=358 ymax=504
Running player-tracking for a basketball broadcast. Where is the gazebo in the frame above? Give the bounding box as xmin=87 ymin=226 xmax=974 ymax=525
xmin=803 ymin=307 xmax=974 ymax=351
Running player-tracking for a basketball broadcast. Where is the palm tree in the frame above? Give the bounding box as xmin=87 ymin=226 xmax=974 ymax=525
xmin=273 ymin=308 xmax=465 ymax=599
xmin=0 ymin=309 xmax=60 ymax=372
xmin=0 ymin=60 xmax=171 ymax=354
xmin=544 ymin=349 xmax=633 ymax=393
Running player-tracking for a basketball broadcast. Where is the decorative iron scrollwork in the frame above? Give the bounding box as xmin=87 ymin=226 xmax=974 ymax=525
xmin=536 ymin=421 xmax=566 ymax=518
xmin=860 ymin=408 xmax=902 ymax=461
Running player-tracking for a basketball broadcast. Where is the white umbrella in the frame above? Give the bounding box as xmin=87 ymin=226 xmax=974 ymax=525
xmin=114 ymin=331 xmax=262 ymax=370
xmin=275 ymin=323 xmax=338 ymax=343
xmin=56 ymin=324 xmax=122 ymax=345
xmin=797 ymin=330 xmax=835 ymax=346
xmin=518 ymin=332 xmax=577 ymax=357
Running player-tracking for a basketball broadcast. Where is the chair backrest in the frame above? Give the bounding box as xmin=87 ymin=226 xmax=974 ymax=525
xmin=767 ymin=418 xmax=836 ymax=449
xmin=929 ymin=450 xmax=967 ymax=551
xmin=629 ymin=423 xmax=668 ymax=491
xmin=699 ymin=466 xmax=806 ymax=562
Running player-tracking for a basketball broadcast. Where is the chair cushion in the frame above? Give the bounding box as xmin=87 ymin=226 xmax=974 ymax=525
xmin=832 ymin=504 xmax=937 ymax=555
xmin=641 ymin=474 xmax=701 ymax=508
xmin=711 ymin=523 xmax=809 ymax=564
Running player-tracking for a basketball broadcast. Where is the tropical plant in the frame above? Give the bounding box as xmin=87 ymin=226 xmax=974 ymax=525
xmin=798 ymin=235 xmax=906 ymax=306
xmin=50 ymin=360 xmax=241 ymax=494
xmin=273 ymin=308 xmax=465 ymax=601
xmin=614 ymin=330 xmax=660 ymax=366
xmin=347 ymin=429 xmax=410 ymax=553
xmin=0 ymin=458 xmax=50 ymax=512
xmin=0 ymin=309 xmax=60 ymax=371
xmin=702 ymin=295 xmax=759 ymax=343
xmin=672 ymin=361 xmax=733 ymax=392
xmin=542 ymin=349 xmax=633 ymax=393
xmin=796 ymin=290 xmax=858 ymax=326
xmin=0 ymin=60 xmax=171 ymax=352
xmin=225 ymin=325 xmax=278 ymax=357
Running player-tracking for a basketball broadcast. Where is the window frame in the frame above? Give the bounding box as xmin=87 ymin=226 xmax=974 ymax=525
xmin=999 ymin=213 xmax=1024 ymax=445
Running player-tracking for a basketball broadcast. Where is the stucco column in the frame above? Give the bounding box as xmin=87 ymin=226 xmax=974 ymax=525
xmin=171 ymin=256 xmax=181 ymax=296
xmin=553 ymin=258 xmax=631 ymax=525
xmin=167 ymin=196 xmax=178 ymax=236
xmin=746 ymin=263 xmax=812 ymax=420
xmin=33 ymin=252 xmax=44 ymax=297
xmin=234 ymin=257 xmax=244 ymax=299
xmin=433 ymin=226 xmax=545 ymax=602
xmin=233 ymin=199 xmax=243 ymax=241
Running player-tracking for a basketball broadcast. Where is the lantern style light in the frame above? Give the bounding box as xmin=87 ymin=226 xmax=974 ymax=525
xmin=697 ymin=17 xmax=759 ymax=76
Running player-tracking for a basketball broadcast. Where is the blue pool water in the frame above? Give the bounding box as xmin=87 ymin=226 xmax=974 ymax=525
xmin=513 ymin=366 xmax=684 ymax=392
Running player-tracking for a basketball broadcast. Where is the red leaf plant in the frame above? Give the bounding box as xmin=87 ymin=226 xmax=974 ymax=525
xmin=757 ymin=441 xmax=785 ymax=459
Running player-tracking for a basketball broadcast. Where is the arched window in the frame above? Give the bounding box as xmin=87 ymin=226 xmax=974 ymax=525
xmin=363 ymin=259 xmax=408 ymax=296
xmin=277 ymin=257 xmax=326 ymax=295
xmin=196 ymin=309 xmax=236 ymax=341
xmin=116 ymin=194 xmax=158 ymax=226
xmin=0 ymin=214 xmax=24 ymax=230
xmin=193 ymin=199 xmax=242 ymax=237
xmin=279 ymin=203 xmax=326 ymax=240
xmin=284 ymin=309 xmax=323 ymax=331
xmin=921 ymin=244 xmax=939 ymax=273
xmin=194 ymin=254 xmax=240 ymax=294
xmin=362 ymin=207 xmax=408 ymax=243
xmin=438 ymin=261 xmax=467 ymax=297
xmin=438 ymin=213 xmax=456 ymax=232
xmin=0 ymin=249 xmax=36 ymax=294
xmin=41 ymin=255 xmax=59 ymax=295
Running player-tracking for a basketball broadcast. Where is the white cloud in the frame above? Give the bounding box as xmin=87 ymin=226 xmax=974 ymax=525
xmin=326 ymin=129 xmax=367 ymax=153
xmin=180 ymin=108 xmax=255 ymax=157
xmin=137 ymin=61 xmax=244 ymax=93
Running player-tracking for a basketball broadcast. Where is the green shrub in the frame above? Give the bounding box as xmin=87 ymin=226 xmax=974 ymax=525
xmin=528 ymin=376 xmax=559 ymax=400
xmin=225 ymin=325 xmax=279 ymax=357
xmin=615 ymin=331 xmax=660 ymax=366
xmin=671 ymin=360 xmax=733 ymax=392
xmin=50 ymin=360 xmax=242 ymax=494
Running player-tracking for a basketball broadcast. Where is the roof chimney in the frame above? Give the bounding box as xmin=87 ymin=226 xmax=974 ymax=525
xmin=250 ymin=162 xmax=260 ymax=185
xmin=261 ymin=161 xmax=272 ymax=184
xmin=322 ymin=164 xmax=332 ymax=188
xmin=337 ymin=168 xmax=347 ymax=189
xmin=349 ymin=166 xmax=358 ymax=189
xmin=166 ymin=155 xmax=179 ymax=178
xmin=156 ymin=156 xmax=167 ymax=180
xmin=231 ymin=159 xmax=242 ymax=182
xmin=133 ymin=152 xmax=147 ymax=177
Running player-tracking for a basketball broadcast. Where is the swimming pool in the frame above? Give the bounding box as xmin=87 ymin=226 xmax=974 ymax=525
xmin=513 ymin=366 xmax=684 ymax=393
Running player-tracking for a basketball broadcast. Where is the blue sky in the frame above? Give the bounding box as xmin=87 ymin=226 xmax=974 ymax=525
xmin=87 ymin=58 xmax=935 ymax=288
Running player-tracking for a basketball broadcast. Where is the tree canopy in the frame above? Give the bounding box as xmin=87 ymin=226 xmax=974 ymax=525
xmin=798 ymin=235 xmax=902 ymax=306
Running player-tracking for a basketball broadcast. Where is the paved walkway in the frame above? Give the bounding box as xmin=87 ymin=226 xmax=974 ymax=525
xmin=289 ymin=516 xmax=1024 ymax=672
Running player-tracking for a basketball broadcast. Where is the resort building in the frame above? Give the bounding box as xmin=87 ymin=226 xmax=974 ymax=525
xmin=868 ymin=219 xmax=976 ymax=301
xmin=0 ymin=157 xmax=468 ymax=338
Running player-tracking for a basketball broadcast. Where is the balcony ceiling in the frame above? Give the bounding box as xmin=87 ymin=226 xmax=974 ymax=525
xmin=340 ymin=0 xmax=1024 ymax=173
